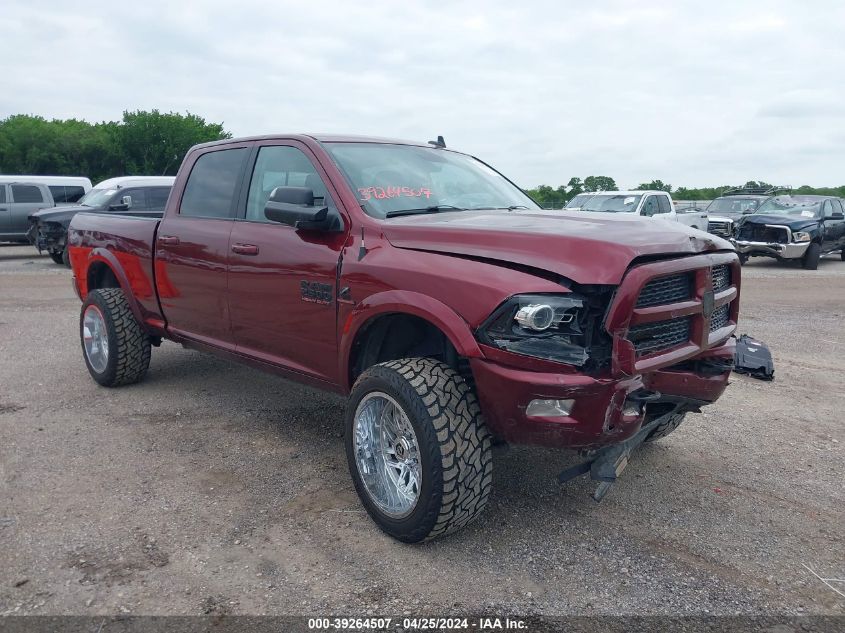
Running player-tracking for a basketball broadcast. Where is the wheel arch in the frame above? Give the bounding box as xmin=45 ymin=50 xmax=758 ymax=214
xmin=82 ymin=249 xmax=146 ymax=327
xmin=340 ymin=291 xmax=484 ymax=393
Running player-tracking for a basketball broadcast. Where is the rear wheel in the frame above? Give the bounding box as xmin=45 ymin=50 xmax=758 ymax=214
xmin=644 ymin=412 xmax=686 ymax=442
xmin=346 ymin=358 xmax=493 ymax=542
xmin=80 ymin=288 xmax=151 ymax=387
xmin=49 ymin=251 xmax=64 ymax=265
xmin=802 ymin=243 xmax=821 ymax=270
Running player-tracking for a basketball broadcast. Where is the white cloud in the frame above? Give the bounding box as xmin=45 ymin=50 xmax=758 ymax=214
xmin=2 ymin=0 xmax=844 ymax=188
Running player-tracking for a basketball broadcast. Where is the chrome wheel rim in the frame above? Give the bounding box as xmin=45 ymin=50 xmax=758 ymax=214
xmin=353 ymin=392 xmax=422 ymax=518
xmin=82 ymin=305 xmax=109 ymax=374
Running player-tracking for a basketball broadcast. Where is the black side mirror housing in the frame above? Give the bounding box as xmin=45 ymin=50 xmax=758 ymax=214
xmin=264 ymin=187 xmax=340 ymax=231
xmin=109 ymin=195 xmax=132 ymax=211
xmin=828 ymin=213 xmax=844 ymax=220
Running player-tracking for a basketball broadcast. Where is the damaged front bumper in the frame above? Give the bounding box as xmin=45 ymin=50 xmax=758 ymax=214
xmin=27 ymin=220 xmax=66 ymax=253
xmin=470 ymin=338 xmax=735 ymax=450
xmin=733 ymin=239 xmax=809 ymax=259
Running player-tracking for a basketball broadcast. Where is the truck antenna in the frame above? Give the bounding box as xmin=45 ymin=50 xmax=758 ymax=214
xmin=428 ymin=135 xmax=446 ymax=148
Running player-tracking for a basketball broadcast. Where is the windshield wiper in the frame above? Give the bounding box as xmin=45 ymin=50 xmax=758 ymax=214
xmin=472 ymin=205 xmax=531 ymax=211
xmin=385 ymin=205 xmax=465 ymax=218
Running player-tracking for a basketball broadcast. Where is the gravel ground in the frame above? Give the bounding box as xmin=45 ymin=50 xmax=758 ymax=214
xmin=0 ymin=243 xmax=843 ymax=617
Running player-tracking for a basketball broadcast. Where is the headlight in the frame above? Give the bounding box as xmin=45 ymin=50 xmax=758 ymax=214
xmin=793 ymin=231 xmax=811 ymax=243
xmin=478 ymin=294 xmax=590 ymax=366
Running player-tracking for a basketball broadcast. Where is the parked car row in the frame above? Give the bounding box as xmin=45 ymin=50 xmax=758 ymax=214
xmin=564 ymin=190 xmax=709 ymax=230
xmin=0 ymin=176 xmax=92 ymax=244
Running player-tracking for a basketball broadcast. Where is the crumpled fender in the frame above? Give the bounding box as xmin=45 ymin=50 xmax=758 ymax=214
xmin=338 ymin=290 xmax=484 ymax=392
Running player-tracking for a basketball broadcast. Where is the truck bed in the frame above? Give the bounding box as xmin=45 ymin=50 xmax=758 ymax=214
xmin=67 ymin=212 xmax=164 ymax=326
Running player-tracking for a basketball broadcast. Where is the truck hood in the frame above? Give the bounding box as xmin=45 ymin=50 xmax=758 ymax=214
xmin=382 ymin=209 xmax=732 ymax=285
xmin=736 ymin=214 xmax=819 ymax=232
xmin=29 ymin=205 xmax=92 ymax=226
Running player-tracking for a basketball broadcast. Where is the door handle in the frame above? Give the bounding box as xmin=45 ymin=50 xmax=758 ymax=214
xmin=158 ymin=235 xmax=180 ymax=246
xmin=231 ymin=243 xmax=259 ymax=255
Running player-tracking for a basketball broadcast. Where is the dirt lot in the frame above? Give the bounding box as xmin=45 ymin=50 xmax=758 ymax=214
xmin=0 ymin=243 xmax=843 ymax=617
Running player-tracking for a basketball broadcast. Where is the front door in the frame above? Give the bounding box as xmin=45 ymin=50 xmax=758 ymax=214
xmin=9 ymin=184 xmax=49 ymax=234
xmin=227 ymin=142 xmax=350 ymax=383
xmin=821 ymin=199 xmax=845 ymax=253
xmin=0 ymin=185 xmax=9 ymax=234
xmin=155 ymin=144 xmax=251 ymax=348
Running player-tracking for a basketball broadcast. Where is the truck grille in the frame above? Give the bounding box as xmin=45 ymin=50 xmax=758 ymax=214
xmin=709 ymin=304 xmax=730 ymax=331
xmin=628 ymin=317 xmax=692 ymax=355
xmin=635 ymin=273 xmax=692 ymax=308
xmin=708 ymin=219 xmax=733 ymax=238
xmin=711 ymin=265 xmax=731 ymax=292
xmin=737 ymin=224 xmax=789 ymax=244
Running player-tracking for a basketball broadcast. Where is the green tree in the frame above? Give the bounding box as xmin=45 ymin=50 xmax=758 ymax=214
xmin=583 ymin=175 xmax=617 ymax=192
xmin=634 ymin=180 xmax=672 ymax=193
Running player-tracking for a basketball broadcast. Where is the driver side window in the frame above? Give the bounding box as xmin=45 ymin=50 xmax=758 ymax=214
xmin=245 ymin=146 xmax=331 ymax=223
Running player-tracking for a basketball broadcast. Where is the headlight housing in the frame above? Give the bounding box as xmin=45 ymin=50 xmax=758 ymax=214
xmin=478 ymin=294 xmax=592 ymax=366
xmin=793 ymin=231 xmax=811 ymax=243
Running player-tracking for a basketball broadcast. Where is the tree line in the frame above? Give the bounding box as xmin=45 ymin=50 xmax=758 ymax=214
xmin=525 ymin=177 xmax=845 ymax=208
xmin=3 ymin=113 xmax=844 ymax=202
xmin=0 ymin=112 xmax=231 ymax=184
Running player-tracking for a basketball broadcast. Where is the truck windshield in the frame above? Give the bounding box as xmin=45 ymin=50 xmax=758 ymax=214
xmin=324 ymin=143 xmax=538 ymax=219
xmin=565 ymin=193 xmax=594 ymax=208
xmin=706 ymin=198 xmax=759 ymax=213
xmin=78 ymin=188 xmax=118 ymax=207
xmin=580 ymin=194 xmax=642 ymax=213
xmin=757 ymin=198 xmax=821 ymax=217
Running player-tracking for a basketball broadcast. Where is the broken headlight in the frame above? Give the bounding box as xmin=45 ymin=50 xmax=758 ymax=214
xmin=478 ymin=294 xmax=590 ymax=366
xmin=793 ymin=231 xmax=811 ymax=243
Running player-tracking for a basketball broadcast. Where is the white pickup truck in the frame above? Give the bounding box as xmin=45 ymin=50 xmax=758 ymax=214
xmin=573 ymin=190 xmax=709 ymax=230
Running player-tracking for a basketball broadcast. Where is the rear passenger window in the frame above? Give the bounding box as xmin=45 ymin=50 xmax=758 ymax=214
xmin=657 ymin=195 xmax=671 ymax=214
xmin=147 ymin=187 xmax=171 ymax=211
xmin=180 ymin=148 xmax=248 ymax=218
xmin=11 ymin=185 xmax=44 ymax=203
xmin=48 ymin=185 xmax=86 ymax=203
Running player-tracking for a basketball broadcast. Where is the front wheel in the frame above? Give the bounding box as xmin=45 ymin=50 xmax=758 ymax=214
xmin=644 ymin=412 xmax=686 ymax=442
xmin=80 ymin=288 xmax=151 ymax=387
xmin=738 ymin=254 xmax=748 ymax=266
xmin=346 ymin=358 xmax=493 ymax=543
xmin=49 ymin=251 xmax=64 ymax=265
xmin=802 ymin=242 xmax=821 ymax=270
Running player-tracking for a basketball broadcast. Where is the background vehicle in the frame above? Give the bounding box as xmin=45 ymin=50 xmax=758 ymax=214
xmin=705 ymin=186 xmax=786 ymax=239
xmin=0 ymin=175 xmax=92 ymax=205
xmin=67 ymin=134 xmax=740 ymax=543
xmin=0 ymin=181 xmax=58 ymax=242
xmin=733 ymin=195 xmax=845 ymax=269
xmin=576 ymin=190 xmax=709 ymax=230
xmin=28 ymin=176 xmax=174 ymax=265
xmin=563 ymin=192 xmax=596 ymax=210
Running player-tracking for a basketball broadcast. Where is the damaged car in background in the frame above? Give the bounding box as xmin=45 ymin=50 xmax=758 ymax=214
xmin=704 ymin=186 xmax=784 ymax=239
xmin=27 ymin=176 xmax=174 ymax=266
xmin=733 ymin=194 xmax=845 ymax=269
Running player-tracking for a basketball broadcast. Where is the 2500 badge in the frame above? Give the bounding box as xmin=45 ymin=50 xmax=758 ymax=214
xmin=301 ymin=280 xmax=333 ymax=305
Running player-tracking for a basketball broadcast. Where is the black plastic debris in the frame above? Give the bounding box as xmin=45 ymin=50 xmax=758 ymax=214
xmin=733 ymin=334 xmax=774 ymax=381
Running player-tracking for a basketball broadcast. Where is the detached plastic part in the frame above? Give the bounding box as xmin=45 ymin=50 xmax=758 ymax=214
xmin=733 ymin=334 xmax=774 ymax=381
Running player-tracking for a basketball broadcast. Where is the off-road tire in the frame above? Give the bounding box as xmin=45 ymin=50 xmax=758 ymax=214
xmin=62 ymin=248 xmax=71 ymax=268
xmin=49 ymin=251 xmax=64 ymax=265
xmin=840 ymin=248 xmax=845 ymax=261
xmin=738 ymin=254 xmax=748 ymax=266
xmin=644 ymin=412 xmax=686 ymax=442
xmin=345 ymin=358 xmax=493 ymax=543
xmin=80 ymin=288 xmax=151 ymax=387
xmin=802 ymin=242 xmax=821 ymax=270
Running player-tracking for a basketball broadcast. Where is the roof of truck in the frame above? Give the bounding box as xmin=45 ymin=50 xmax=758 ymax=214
xmin=93 ymin=176 xmax=176 ymax=189
xmin=192 ymin=134 xmax=439 ymax=151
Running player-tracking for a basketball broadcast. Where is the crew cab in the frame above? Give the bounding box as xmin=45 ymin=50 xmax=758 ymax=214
xmin=67 ymin=134 xmax=741 ymax=542
xmin=28 ymin=176 xmax=174 ymax=265
xmin=576 ymin=190 xmax=709 ymax=230
xmin=733 ymin=195 xmax=845 ymax=269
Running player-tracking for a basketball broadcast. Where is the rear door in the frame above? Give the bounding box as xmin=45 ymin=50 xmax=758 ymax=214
xmin=155 ymin=144 xmax=251 ymax=348
xmin=9 ymin=184 xmax=50 ymax=234
xmin=227 ymin=141 xmax=350 ymax=383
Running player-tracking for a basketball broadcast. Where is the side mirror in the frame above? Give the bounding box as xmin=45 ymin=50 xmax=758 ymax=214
xmin=742 ymin=208 xmax=754 ymax=214
xmin=264 ymin=186 xmax=339 ymax=231
xmin=109 ymin=195 xmax=131 ymax=211
xmin=829 ymin=213 xmax=844 ymax=220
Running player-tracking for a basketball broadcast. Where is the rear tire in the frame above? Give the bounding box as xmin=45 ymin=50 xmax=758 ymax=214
xmin=644 ymin=412 xmax=686 ymax=442
xmin=346 ymin=358 xmax=493 ymax=543
xmin=80 ymin=288 xmax=151 ymax=387
xmin=802 ymin=243 xmax=821 ymax=270
xmin=49 ymin=251 xmax=64 ymax=265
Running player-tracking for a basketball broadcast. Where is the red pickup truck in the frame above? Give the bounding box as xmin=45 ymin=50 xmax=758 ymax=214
xmin=67 ymin=134 xmax=740 ymax=542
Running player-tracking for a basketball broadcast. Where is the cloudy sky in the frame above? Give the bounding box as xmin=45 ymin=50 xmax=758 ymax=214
xmin=3 ymin=0 xmax=844 ymax=188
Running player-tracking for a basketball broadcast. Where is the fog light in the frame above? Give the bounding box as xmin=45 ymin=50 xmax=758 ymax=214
xmin=622 ymin=401 xmax=643 ymax=417
xmin=526 ymin=398 xmax=575 ymax=417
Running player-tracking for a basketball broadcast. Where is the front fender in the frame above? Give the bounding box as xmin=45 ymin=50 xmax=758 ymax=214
xmin=338 ymin=290 xmax=484 ymax=392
